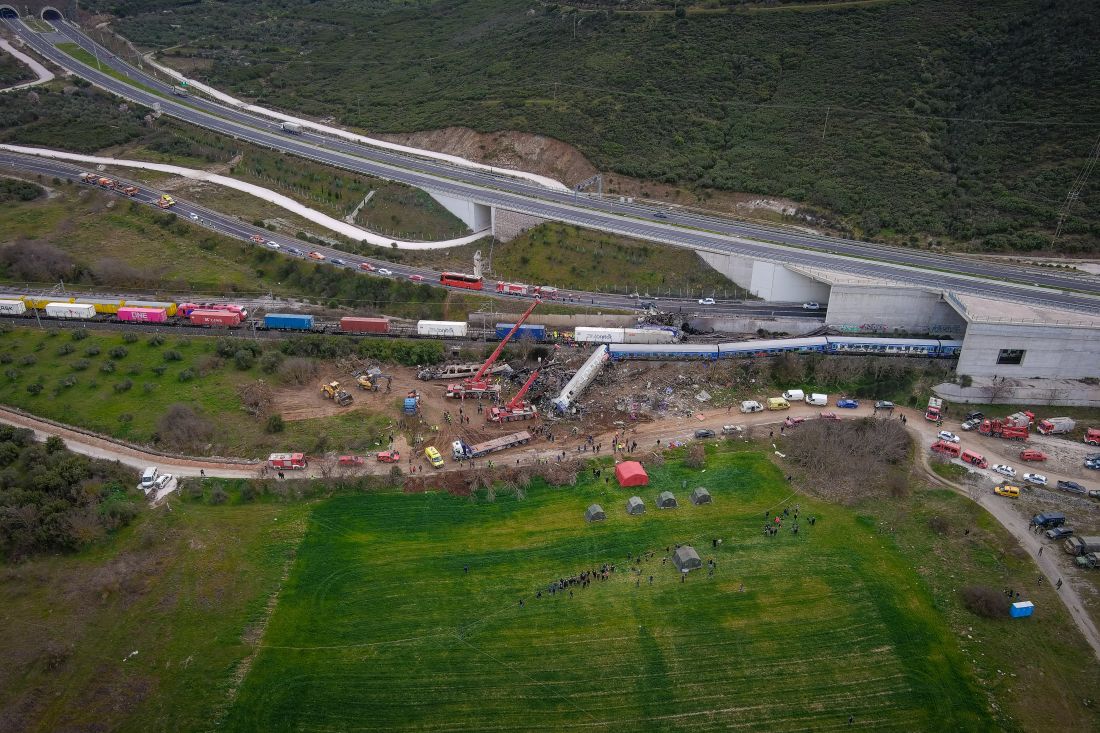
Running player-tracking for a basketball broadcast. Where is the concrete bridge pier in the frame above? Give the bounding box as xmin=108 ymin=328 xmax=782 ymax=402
xmin=427 ymin=191 xmax=492 ymax=233
xmin=695 ymin=249 xmax=831 ymax=302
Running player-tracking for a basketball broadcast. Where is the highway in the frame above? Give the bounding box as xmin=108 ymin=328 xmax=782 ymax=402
xmin=4 ymin=14 xmax=1100 ymax=314
xmin=0 ymin=151 xmax=818 ymax=319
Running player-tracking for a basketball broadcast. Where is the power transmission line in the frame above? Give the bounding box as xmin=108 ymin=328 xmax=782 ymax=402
xmin=1051 ymin=133 xmax=1100 ymax=247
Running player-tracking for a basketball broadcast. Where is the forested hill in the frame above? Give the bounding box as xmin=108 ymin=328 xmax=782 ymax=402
xmin=96 ymin=0 xmax=1099 ymax=252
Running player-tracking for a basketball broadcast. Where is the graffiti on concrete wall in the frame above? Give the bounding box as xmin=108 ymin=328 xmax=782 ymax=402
xmin=929 ymin=324 xmax=964 ymax=334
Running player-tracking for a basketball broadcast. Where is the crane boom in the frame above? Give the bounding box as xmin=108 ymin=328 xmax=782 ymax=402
xmin=468 ymin=299 xmax=540 ymax=385
xmin=506 ymin=370 xmax=540 ymax=410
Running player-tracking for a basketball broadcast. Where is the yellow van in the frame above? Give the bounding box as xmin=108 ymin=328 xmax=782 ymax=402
xmin=424 ymin=446 xmax=444 ymax=468
xmin=993 ymin=484 xmax=1020 ymax=498
xmin=767 ymin=397 xmax=790 ymax=411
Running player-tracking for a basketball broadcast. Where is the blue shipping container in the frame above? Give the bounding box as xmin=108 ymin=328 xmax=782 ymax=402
xmin=1010 ymin=601 xmax=1034 ymax=618
xmin=495 ymin=323 xmax=547 ymax=341
xmin=265 ymin=313 xmax=314 ymax=330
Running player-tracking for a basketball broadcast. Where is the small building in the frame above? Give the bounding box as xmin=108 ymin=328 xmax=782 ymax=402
xmin=585 ymin=504 xmax=606 ymax=522
xmin=657 ymin=491 xmax=677 ymax=509
xmin=1010 ymin=601 xmax=1034 ymax=618
xmin=690 ymin=487 xmax=712 ymax=505
xmin=673 ymin=545 xmax=701 ymax=572
xmin=615 ymin=461 xmax=649 ymax=487
xmin=626 ymin=496 xmax=645 ymax=515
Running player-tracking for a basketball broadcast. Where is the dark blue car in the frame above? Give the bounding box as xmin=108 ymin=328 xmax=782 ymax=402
xmin=837 ymin=398 xmax=859 ymax=409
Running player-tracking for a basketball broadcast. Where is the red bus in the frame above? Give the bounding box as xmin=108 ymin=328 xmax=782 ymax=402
xmin=439 ymin=272 xmax=484 ymax=291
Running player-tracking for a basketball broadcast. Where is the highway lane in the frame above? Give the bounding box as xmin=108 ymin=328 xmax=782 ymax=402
xmin=0 ymin=151 xmax=817 ymax=320
xmin=7 ymin=16 xmax=1100 ymax=313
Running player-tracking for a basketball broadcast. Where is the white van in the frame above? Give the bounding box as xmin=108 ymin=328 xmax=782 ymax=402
xmin=740 ymin=400 xmax=764 ymax=414
xmin=782 ymin=389 xmax=805 ymax=402
xmin=805 ymin=393 xmax=828 ymax=406
xmin=140 ymin=466 xmax=159 ymax=490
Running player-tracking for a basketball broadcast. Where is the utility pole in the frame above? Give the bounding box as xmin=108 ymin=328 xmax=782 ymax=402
xmin=1051 ymin=133 xmax=1099 ymax=248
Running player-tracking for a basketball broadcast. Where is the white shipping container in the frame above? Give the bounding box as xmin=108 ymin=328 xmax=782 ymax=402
xmin=417 ymin=320 xmax=468 ymax=338
xmin=574 ymin=327 xmax=624 ymax=344
xmin=622 ymin=328 xmax=677 ymax=344
xmin=45 ymin=302 xmax=96 ymax=319
xmin=0 ymin=299 xmax=27 ymax=315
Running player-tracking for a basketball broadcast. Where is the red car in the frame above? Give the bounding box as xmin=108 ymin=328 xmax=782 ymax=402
xmin=249 ymin=233 xmax=264 ymax=244
xmin=308 ymin=251 xmax=325 ymax=261
xmin=783 ymin=416 xmax=806 ymax=428
xmin=1019 ymin=449 xmax=1048 ymax=462
xmin=359 ymin=262 xmax=376 ymax=272
xmin=338 ymin=455 xmax=365 ymax=467
xmin=819 ymin=411 xmax=839 ymax=421
xmin=408 ymin=274 xmax=425 ymax=282
xmin=376 ymin=450 xmax=401 ymax=463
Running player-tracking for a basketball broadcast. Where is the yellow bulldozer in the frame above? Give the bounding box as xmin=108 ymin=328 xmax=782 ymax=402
xmin=355 ymin=372 xmax=393 ymax=392
xmin=321 ymin=381 xmax=354 ymax=406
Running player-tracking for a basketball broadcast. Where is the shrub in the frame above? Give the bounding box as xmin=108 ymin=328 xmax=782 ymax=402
xmin=162 ymin=349 xmax=183 ymax=362
xmin=108 ymin=346 xmax=128 ymax=359
xmin=122 ymin=332 xmax=138 ymax=344
xmin=959 ymin=374 xmax=974 ymax=387
xmin=118 ymin=413 xmax=133 ymax=424
xmin=684 ymin=444 xmax=706 ymax=469
xmin=26 ymin=382 xmax=43 ymax=395
xmin=18 ymin=354 xmax=36 ymax=366
xmin=84 ymin=345 xmax=100 ymax=356
xmin=127 ymin=366 xmax=142 ymax=376
xmin=152 ymin=365 xmax=167 ymax=376
xmin=114 ymin=379 xmax=133 ymax=393
xmin=70 ymin=330 xmax=88 ymax=341
xmin=147 ymin=335 xmax=165 ymax=347
xmin=143 ymin=382 xmax=155 ymax=394
xmin=4 ymin=368 xmax=18 ymax=381
xmin=156 ymin=403 xmax=215 ymax=452
xmin=209 ymin=486 xmax=228 ymax=505
xmin=960 ymin=586 xmax=1009 ymax=618
xmin=0 ymin=353 xmax=10 ymax=363
xmin=265 ymin=414 xmax=285 ymax=433
xmin=71 ymin=359 xmax=90 ymax=371
xmin=56 ymin=343 xmax=75 ymax=356
xmin=177 ymin=368 xmax=196 ymax=382
xmin=233 ymin=349 xmax=255 ymax=370
xmin=927 ymin=515 xmax=950 ymax=536
xmin=259 ymin=350 xmax=284 ymax=374
xmin=59 ymin=375 xmax=77 ymax=389
xmin=100 ymin=361 xmax=116 ymax=374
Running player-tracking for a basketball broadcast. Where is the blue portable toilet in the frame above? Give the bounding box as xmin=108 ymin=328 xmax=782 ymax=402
xmin=1010 ymin=601 xmax=1034 ymax=618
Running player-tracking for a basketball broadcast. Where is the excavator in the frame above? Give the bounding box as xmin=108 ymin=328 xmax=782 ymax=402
xmin=487 ymin=369 xmax=541 ymax=422
xmin=355 ymin=371 xmax=392 ymax=392
xmin=321 ymin=380 xmax=354 ymax=406
xmin=446 ymin=299 xmax=539 ymax=400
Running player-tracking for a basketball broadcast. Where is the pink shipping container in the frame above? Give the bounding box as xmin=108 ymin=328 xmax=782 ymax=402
xmin=190 ymin=309 xmax=242 ymax=326
xmin=118 ymin=306 xmax=167 ymax=323
xmin=340 ymin=316 xmax=389 ymax=334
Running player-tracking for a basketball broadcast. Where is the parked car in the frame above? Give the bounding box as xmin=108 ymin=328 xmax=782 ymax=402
xmin=965 ymin=411 xmax=984 ymax=421
xmin=993 ymin=484 xmax=1020 ymax=498
xmin=1085 ymin=457 xmax=1100 ymax=470
xmin=937 ymin=431 xmax=960 ymax=443
xmin=694 ymin=429 xmax=716 ymax=439
xmin=991 ymin=464 xmax=1016 ymax=478
xmin=1023 ymin=473 xmax=1047 ymax=486
xmin=819 ymin=411 xmax=839 ymax=421
xmin=837 ymin=398 xmax=859 ymax=409
xmin=721 ymin=425 xmax=742 ymax=435
xmin=802 ymin=301 xmax=820 ymax=310
xmin=376 ymin=450 xmax=401 ymax=463
xmin=875 ymin=400 xmax=895 ymax=410
xmin=377 ymin=268 xmax=393 ymax=276
xmin=1019 ymin=449 xmax=1048 ymax=462
xmin=783 ymin=416 xmax=806 ymax=428
xmin=308 ymin=251 xmax=325 ymax=260
xmin=960 ymin=418 xmax=981 ymax=431
xmin=153 ymin=473 xmax=174 ymax=490
xmin=1057 ymin=480 xmax=1087 ymax=495
xmin=698 ymin=297 xmax=715 ymax=305
xmin=1045 ymin=527 xmax=1073 ymax=541
xmin=266 ymin=240 xmax=280 ymax=249
xmin=359 ymin=262 xmax=376 ymax=272
xmin=338 ymin=455 xmax=365 ymax=467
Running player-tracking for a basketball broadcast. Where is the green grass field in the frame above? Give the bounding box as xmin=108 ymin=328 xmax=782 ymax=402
xmin=221 ymin=447 xmax=991 ymax=731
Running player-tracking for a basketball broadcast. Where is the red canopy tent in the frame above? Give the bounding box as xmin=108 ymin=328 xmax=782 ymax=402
xmin=615 ymin=461 xmax=649 ymax=487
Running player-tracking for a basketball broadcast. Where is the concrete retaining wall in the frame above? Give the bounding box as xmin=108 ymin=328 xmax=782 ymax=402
xmin=492 ymin=208 xmax=549 ymax=242
xmin=957 ymin=323 xmax=1100 ymax=379
xmin=825 ymin=285 xmax=966 ymax=336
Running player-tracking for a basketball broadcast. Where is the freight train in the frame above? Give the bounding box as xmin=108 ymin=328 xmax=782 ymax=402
xmin=606 ymin=335 xmax=963 ymax=360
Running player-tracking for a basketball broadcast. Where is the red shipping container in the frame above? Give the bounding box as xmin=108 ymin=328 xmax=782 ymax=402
xmin=190 ymin=309 xmax=241 ymax=326
xmin=340 ymin=316 xmax=389 ymax=334
xmin=118 ymin=306 xmax=167 ymax=323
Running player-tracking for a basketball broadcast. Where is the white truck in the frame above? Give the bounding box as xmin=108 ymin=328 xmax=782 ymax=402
xmin=279 ymin=121 xmax=303 ymax=134
xmin=805 ymin=393 xmax=828 ymax=406
xmin=740 ymin=400 xmax=764 ymax=414
xmin=452 ymin=431 xmax=532 ymax=460
xmin=1037 ymin=417 xmax=1076 ymax=435
xmin=782 ymin=389 xmax=805 ymax=402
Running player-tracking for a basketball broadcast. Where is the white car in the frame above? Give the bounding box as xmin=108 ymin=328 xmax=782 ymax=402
xmin=698 ymin=297 xmax=715 ymax=305
xmin=937 ymin=431 xmax=960 ymax=443
xmin=266 ymin=240 xmax=280 ymax=249
xmin=991 ymin=464 xmax=1016 ymax=478
xmin=802 ymin=301 xmax=820 ymax=310
xmin=189 ymin=213 xmax=199 ymax=221
xmin=154 ymin=473 xmax=174 ymax=490
xmin=1024 ymin=473 xmax=1047 ymax=486
xmin=377 ymin=268 xmax=393 ymax=276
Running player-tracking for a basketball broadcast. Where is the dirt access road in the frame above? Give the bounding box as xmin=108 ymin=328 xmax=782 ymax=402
xmin=3 ymin=400 xmax=1098 ymax=660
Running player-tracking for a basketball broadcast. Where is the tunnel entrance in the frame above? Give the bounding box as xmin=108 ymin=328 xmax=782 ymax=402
xmin=0 ymin=6 xmax=18 ymax=19
xmin=41 ymin=7 xmax=63 ymax=21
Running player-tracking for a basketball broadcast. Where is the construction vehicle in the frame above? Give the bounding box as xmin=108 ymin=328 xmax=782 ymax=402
xmin=157 ymin=194 xmax=175 ymax=209
xmin=488 ymin=369 xmax=540 ymax=422
xmin=979 ymin=419 xmax=1028 ymax=441
xmin=268 ymin=453 xmax=307 ymax=470
xmin=403 ymin=390 xmax=421 ymax=415
xmin=447 ymin=299 xmax=539 ymax=399
xmin=925 ymin=397 xmax=943 ymax=422
xmin=1085 ymin=428 xmax=1100 ymax=446
xmin=120 ymin=185 xmax=138 ymax=196
xmin=321 ymin=381 xmax=354 ymax=406
xmin=418 ymin=363 xmax=513 ymax=381
xmin=452 ymin=431 xmax=533 ymax=461
xmin=1037 ymin=416 xmax=1076 ymax=435
xmin=355 ymin=370 xmax=392 ymax=392
xmin=97 ymin=177 xmax=115 ymax=188
xmin=80 ymin=172 xmax=97 ymax=184
xmin=930 ymin=440 xmax=961 ymax=458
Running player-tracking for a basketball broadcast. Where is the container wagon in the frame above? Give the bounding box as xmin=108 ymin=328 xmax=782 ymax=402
xmin=0 ymin=299 xmax=27 ymax=315
xmin=75 ymin=297 xmax=125 ymax=314
xmin=117 ymin=306 xmax=167 ymax=323
xmin=622 ymin=327 xmax=677 ymax=344
xmin=340 ymin=316 xmax=390 ymax=334
xmin=452 ymin=431 xmax=532 ymax=460
xmin=124 ymin=300 xmax=179 ymax=318
xmin=417 ymin=320 xmax=468 ymax=338
xmin=264 ymin=313 xmax=315 ymax=331
xmin=494 ymin=323 xmax=546 ymax=341
xmin=574 ymin=327 xmax=624 ymax=344
xmin=44 ymin=302 xmax=96 ymax=319
xmin=189 ymin=309 xmax=241 ymax=327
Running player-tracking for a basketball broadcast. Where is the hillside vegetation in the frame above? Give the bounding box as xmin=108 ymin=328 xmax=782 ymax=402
xmin=99 ymin=0 xmax=1100 ymax=252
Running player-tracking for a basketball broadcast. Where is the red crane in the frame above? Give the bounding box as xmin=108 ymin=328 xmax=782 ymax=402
xmin=446 ymin=299 xmax=540 ymax=399
xmin=488 ymin=369 xmax=541 ymax=422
